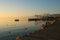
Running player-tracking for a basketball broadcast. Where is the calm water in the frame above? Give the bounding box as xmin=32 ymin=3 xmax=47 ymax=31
xmin=0 ymin=18 xmax=46 ymax=40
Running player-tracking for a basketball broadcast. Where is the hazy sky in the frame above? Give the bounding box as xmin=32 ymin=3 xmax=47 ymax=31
xmin=0 ymin=0 xmax=60 ymax=17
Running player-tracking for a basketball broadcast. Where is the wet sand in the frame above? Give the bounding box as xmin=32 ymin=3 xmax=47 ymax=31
xmin=21 ymin=19 xmax=60 ymax=40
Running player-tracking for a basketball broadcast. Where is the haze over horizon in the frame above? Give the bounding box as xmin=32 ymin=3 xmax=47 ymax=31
xmin=0 ymin=0 xmax=60 ymax=18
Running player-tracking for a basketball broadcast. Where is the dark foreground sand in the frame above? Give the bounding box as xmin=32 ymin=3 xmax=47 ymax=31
xmin=21 ymin=19 xmax=60 ymax=40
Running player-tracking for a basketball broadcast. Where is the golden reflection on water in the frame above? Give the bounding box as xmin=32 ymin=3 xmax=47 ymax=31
xmin=0 ymin=18 xmax=31 ymax=30
xmin=0 ymin=17 xmax=46 ymax=40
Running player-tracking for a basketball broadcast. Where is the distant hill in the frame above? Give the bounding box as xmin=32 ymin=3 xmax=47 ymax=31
xmin=50 ymin=14 xmax=60 ymax=17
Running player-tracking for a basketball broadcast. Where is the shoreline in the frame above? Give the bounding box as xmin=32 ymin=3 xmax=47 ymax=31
xmin=20 ymin=19 xmax=60 ymax=40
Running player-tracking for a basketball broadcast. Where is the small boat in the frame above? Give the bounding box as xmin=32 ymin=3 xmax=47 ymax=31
xmin=15 ymin=19 xmax=19 ymax=21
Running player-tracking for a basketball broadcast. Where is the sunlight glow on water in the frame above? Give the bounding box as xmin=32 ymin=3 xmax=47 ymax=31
xmin=0 ymin=18 xmax=46 ymax=40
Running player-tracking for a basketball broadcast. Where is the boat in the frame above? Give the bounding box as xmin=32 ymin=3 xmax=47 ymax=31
xmin=15 ymin=19 xmax=19 ymax=21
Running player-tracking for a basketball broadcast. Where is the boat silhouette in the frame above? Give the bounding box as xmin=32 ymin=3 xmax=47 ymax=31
xmin=15 ymin=19 xmax=19 ymax=21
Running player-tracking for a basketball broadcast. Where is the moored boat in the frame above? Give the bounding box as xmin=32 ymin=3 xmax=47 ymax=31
xmin=15 ymin=19 xmax=19 ymax=21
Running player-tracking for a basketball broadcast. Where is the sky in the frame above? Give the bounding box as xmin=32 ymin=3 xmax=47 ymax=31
xmin=0 ymin=0 xmax=60 ymax=18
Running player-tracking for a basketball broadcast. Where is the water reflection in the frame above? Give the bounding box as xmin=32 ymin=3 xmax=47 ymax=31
xmin=35 ymin=21 xmax=41 ymax=25
xmin=0 ymin=19 xmax=46 ymax=40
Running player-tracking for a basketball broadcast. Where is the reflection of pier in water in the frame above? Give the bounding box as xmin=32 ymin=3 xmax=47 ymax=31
xmin=28 ymin=20 xmax=46 ymax=31
xmin=34 ymin=21 xmax=41 ymax=25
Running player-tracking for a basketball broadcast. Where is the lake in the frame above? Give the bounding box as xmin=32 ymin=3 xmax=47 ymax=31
xmin=0 ymin=18 xmax=46 ymax=40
